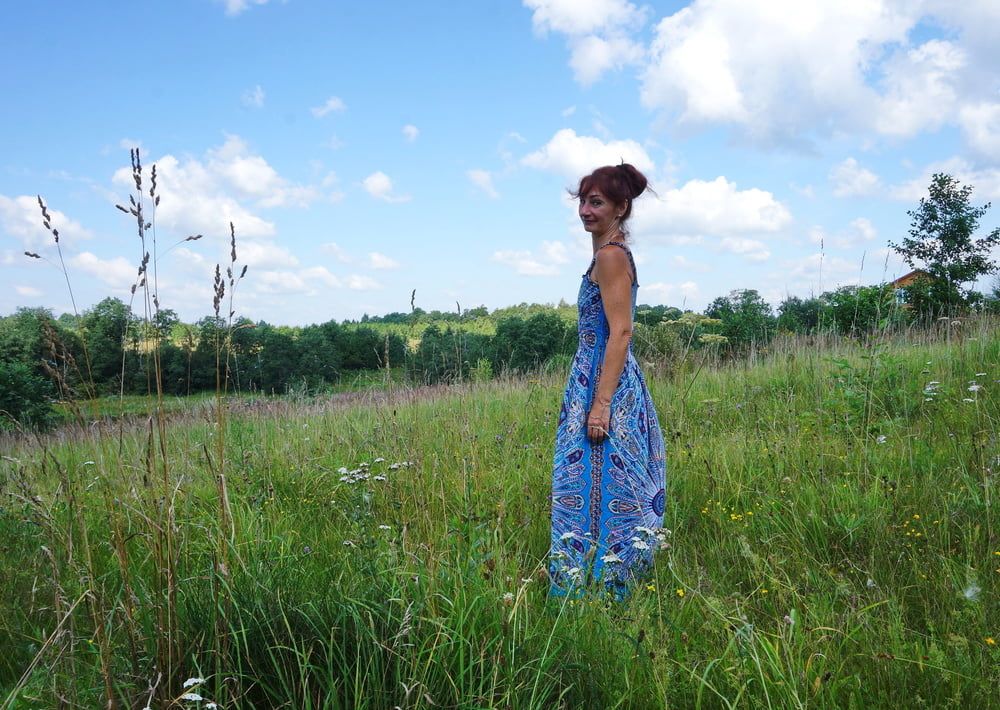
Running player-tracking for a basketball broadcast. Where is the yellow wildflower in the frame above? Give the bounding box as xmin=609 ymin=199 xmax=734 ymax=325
xmin=675 ymin=588 xmax=685 ymax=598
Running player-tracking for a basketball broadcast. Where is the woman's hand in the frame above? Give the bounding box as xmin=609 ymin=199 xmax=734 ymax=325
xmin=587 ymin=400 xmax=611 ymax=443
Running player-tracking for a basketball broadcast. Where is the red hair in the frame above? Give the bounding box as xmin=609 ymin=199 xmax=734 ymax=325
xmin=572 ymin=163 xmax=650 ymax=228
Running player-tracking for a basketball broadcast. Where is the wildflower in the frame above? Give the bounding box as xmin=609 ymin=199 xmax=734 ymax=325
xmin=207 ymin=704 xmax=218 ymax=709
xmin=373 ymin=475 xmax=387 ymax=482
xmin=560 ymin=531 xmax=576 ymax=541
xmin=601 ymin=552 xmax=622 ymax=564
xmin=963 ymin=583 xmax=981 ymax=601
xmin=783 ymin=614 xmax=794 ymax=626
xmin=975 ymin=372 xmax=986 ymax=377
xmin=631 ymin=537 xmax=651 ymax=551
xmin=337 ymin=467 xmax=349 ymax=474
xmin=378 ymin=524 xmax=391 ymax=530
xmin=182 ymin=678 xmax=205 ymax=689
xmin=180 ymin=693 xmax=203 ymax=702
xmin=866 ymin=578 xmax=876 ymax=589
xmin=646 ymin=584 xmax=656 ymax=591
xmin=675 ymin=588 xmax=685 ymax=598
xmin=968 ymin=384 xmax=982 ymax=392
xmin=876 ymin=435 xmax=887 ymax=444
xmin=502 ymin=592 xmax=515 ymax=606
xmin=374 ymin=457 xmax=385 ymax=463
xmin=963 ymin=398 xmax=975 ymax=403
xmin=343 ymin=540 xmax=356 ymax=547
xmin=912 ymin=514 xmax=920 ymax=520
xmin=986 ymin=637 xmax=996 ymax=646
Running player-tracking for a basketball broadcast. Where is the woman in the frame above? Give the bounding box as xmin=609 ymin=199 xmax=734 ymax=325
xmin=549 ymin=163 xmax=667 ymax=599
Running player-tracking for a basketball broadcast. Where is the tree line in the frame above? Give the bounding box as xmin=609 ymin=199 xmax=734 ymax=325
xmin=2 ymin=171 xmax=998 ymax=430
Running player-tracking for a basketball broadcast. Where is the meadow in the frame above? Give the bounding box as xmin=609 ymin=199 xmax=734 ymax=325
xmin=1 ymin=321 xmax=998 ymax=709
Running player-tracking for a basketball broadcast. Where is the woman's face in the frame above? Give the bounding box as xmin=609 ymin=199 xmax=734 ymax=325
xmin=578 ymin=187 xmax=622 ymax=236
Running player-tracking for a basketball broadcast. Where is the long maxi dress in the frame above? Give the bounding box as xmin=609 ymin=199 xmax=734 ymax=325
xmin=549 ymin=241 xmax=667 ymax=598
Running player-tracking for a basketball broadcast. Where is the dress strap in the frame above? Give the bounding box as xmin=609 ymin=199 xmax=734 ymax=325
xmin=588 ymin=240 xmax=638 ymax=285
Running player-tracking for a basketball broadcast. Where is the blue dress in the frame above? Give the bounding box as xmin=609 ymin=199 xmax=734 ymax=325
xmin=549 ymin=241 xmax=667 ymax=597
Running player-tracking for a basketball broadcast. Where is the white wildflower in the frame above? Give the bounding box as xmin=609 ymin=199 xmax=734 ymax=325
xmin=963 ymin=583 xmax=981 ymax=601
xmin=968 ymin=384 xmax=982 ymax=392
xmin=876 ymin=435 xmax=887 ymax=444
xmin=378 ymin=524 xmax=391 ymax=530
xmin=182 ymin=678 xmax=205 ymax=689
xmin=389 ymin=463 xmax=401 ymax=470
xmin=343 ymin=540 xmax=356 ymax=547
xmin=373 ymin=475 xmax=387 ymax=482
xmin=631 ymin=537 xmax=651 ymax=551
xmin=560 ymin=532 xmax=576 ymax=541
xmin=206 ymin=704 xmax=218 ymax=709
xmin=337 ymin=467 xmax=349 ymax=474
xmin=601 ymin=552 xmax=623 ymax=564
xmin=963 ymin=398 xmax=975 ymax=403
xmin=976 ymin=372 xmax=987 ymax=377
xmin=180 ymin=693 xmax=203 ymax=702
xmin=502 ymin=592 xmax=515 ymax=605
xmin=866 ymin=578 xmax=876 ymax=589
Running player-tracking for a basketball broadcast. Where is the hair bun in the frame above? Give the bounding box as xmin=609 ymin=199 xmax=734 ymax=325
xmin=618 ymin=163 xmax=648 ymax=199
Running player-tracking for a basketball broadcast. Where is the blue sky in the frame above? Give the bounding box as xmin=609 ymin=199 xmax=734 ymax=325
xmin=2 ymin=0 xmax=999 ymax=325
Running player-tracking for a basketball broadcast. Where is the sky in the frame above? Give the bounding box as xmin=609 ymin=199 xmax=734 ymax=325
xmin=2 ymin=0 xmax=999 ymax=325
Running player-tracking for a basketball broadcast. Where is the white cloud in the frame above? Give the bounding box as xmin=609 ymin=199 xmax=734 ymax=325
xmin=492 ymin=250 xmax=560 ymax=276
xmin=311 ymin=96 xmax=346 ymax=118
xmin=541 ymin=240 xmax=571 ymax=264
xmin=242 ymin=84 xmax=265 ymax=108
xmin=642 ymin=280 xmax=701 ymax=304
xmin=69 ymin=252 xmax=137 ymax=287
xmin=0 ymin=194 xmax=93 ymax=250
xmin=807 ymin=218 xmax=878 ymax=250
xmin=346 ymin=274 xmax=380 ymax=290
xmin=719 ymin=237 xmax=770 ymax=262
xmin=875 ymin=40 xmax=965 ymax=138
xmin=14 ymin=285 xmax=42 ymax=297
xmin=218 ymin=0 xmax=272 ymax=15
xmin=669 ymin=254 xmax=710 ymax=272
xmin=891 ymin=157 xmax=1000 ymax=202
xmin=522 ymin=129 xmax=654 ymax=180
xmin=320 ymin=242 xmax=353 ymax=263
xmin=402 ymin=124 xmax=420 ymax=142
xmin=467 ymin=169 xmax=500 ymax=199
xmin=368 ymin=252 xmax=400 ymax=270
xmin=524 ymin=0 xmax=648 ymax=84
xmin=238 ymin=241 xmax=300 ymax=269
xmin=829 ymin=158 xmax=881 ymax=197
xmin=525 ymin=0 xmax=645 ymax=36
xmin=633 ymin=177 xmax=792 ymax=242
xmin=959 ymin=102 xmax=1000 ymax=160
xmin=111 ymin=136 xmax=317 ymax=240
xmin=561 ymin=105 xmax=577 ymax=117
xmin=362 ymin=171 xmax=411 ymax=203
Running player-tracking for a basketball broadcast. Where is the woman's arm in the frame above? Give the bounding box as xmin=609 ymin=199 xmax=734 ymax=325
xmin=587 ymin=246 xmax=634 ymax=443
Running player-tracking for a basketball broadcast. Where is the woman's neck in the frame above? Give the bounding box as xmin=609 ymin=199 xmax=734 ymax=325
xmin=592 ymin=225 xmax=624 ymax=254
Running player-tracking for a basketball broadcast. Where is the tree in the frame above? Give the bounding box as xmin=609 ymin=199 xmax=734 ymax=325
xmin=705 ymin=289 xmax=776 ymax=350
xmin=890 ymin=173 xmax=1000 ymax=312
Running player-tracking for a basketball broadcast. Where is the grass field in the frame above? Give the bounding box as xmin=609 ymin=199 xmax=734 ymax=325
xmin=1 ymin=324 xmax=998 ymax=708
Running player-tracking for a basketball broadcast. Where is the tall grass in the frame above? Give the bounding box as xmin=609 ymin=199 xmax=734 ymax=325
xmin=2 ymin=322 xmax=998 ymax=707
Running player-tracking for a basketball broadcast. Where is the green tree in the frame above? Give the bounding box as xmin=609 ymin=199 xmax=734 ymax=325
xmin=776 ymin=296 xmax=824 ymax=334
xmin=890 ymin=173 xmax=1000 ymax=312
xmin=705 ymin=289 xmax=776 ymax=350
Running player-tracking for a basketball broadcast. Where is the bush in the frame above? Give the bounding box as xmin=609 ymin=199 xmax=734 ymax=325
xmin=0 ymin=360 xmax=55 ymax=430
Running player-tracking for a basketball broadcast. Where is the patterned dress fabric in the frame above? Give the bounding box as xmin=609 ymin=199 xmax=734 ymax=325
xmin=549 ymin=242 xmax=667 ymax=598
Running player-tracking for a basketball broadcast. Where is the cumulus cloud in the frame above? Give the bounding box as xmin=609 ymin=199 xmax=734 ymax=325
xmin=641 ymin=280 xmax=701 ymax=305
xmin=242 ymin=84 xmax=265 ymax=108
xmin=111 ymin=135 xmax=317 ymax=240
xmin=524 ymin=0 xmax=648 ymax=84
xmin=311 ymin=96 xmax=346 ymax=118
xmin=368 ymin=252 xmax=400 ymax=270
xmin=633 ymin=177 xmax=792 ymax=243
xmin=719 ymin=237 xmax=770 ymax=262
xmin=69 ymin=252 xmax=137 ymax=288
xmin=363 ymin=171 xmax=411 ymax=203
xmin=218 ymin=0 xmax=272 ymax=16
xmin=0 ymin=194 xmax=93 ymax=250
xmin=14 ymin=285 xmax=42 ymax=297
xmin=875 ymin=39 xmax=965 ymax=138
xmin=320 ymin=242 xmax=353 ymax=263
xmin=254 ymin=267 xmax=379 ymax=295
xmin=402 ymin=124 xmax=420 ymax=142
xmin=467 ymin=169 xmax=500 ymax=199
xmin=492 ymin=249 xmax=560 ymax=276
xmin=522 ymin=129 xmax=654 ymax=179
xmin=959 ymin=102 xmax=1000 ymax=160
xmin=829 ymin=158 xmax=881 ymax=197
xmin=669 ymin=254 xmax=710 ymax=272
xmin=808 ymin=218 xmax=879 ymax=250
xmin=891 ymin=157 xmax=1000 ymax=201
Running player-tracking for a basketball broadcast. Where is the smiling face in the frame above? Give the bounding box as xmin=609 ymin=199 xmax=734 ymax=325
xmin=579 ymin=187 xmax=624 ymax=236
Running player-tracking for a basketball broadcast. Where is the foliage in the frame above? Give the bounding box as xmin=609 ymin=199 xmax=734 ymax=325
xmin=823 ymin=284 xmax=901 ymax=336
xmin=777 ymin=295 xmax=824 ymax=333
xmin=890 ymin=172 xmax=1000 ymax=312
xmin=0 ymin=360 xmax=55 ymax=430
xmin=705 ymin=289 xmax=776 ymax=350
